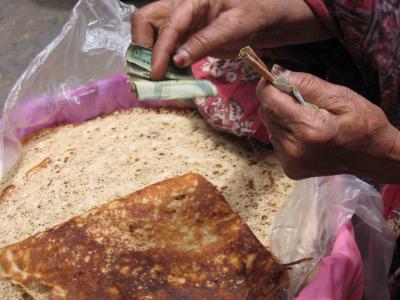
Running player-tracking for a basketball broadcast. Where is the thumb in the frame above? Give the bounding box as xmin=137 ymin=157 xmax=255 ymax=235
xmin=271 ymin=64 xmax=337 ymax=108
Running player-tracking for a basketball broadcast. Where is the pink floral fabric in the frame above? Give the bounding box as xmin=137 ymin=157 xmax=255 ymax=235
xmin=191 ymin=57 xmax=269 ymax=143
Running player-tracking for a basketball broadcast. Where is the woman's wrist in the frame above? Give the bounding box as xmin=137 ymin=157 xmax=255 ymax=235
xmin=348 ymin=126 xmax=400 ymax=183
xmin=255 ymin=66 xmax=400 ymax=183
xmin=386 ymin=126 xmax=400 ymax=162
xmin=379 ymin=126 xmax=400 ymax=182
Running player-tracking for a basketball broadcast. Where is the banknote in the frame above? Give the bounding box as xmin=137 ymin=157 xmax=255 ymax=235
xmin=127 ymin=44 xmax=192 ymax=80
xmin=127 ymin=63 xmax=151 ymax=80
xmin=239 ymin=46 xmax=317 ymax=109
xmin=126 ymin=43 xmax=217 ymax=101
xmin=130 ymin=79 xmax=218 ymax=101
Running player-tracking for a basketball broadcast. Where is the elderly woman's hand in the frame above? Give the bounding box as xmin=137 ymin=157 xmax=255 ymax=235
xmin=131 ymin=0 xmax=332 ymax=80
xmin=256 ymin=66 xmax=400 ymax=183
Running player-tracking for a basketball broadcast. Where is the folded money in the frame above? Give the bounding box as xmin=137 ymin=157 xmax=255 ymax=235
xmin=126 ymin=43 xmax=217 ymax=101
xmin=239 ymin=46 xmax=317 ymax=109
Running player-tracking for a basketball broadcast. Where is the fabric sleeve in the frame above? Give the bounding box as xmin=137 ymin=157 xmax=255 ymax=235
xmin=304 ymin=0 xmax=400 ymax=126
xmin=304 ymin=0 xmax=340 ymax=37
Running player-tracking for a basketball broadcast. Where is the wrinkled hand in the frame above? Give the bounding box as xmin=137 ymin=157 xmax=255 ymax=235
xmin=256 ymin=66 xmax=400 ymax=183
xmin=131 ymin=0 xmax=332 ymax=80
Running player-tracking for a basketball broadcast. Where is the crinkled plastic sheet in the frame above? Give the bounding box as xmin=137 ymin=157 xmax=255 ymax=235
xmin=1 ymin=0 xmax=133 ymax=175
xmin=0 ymin=0 xmax=396 ymax=299
xmin=272 ymin=175 xmax=395 ymax=299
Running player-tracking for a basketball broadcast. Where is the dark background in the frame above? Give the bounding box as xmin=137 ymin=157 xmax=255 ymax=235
xmin=0 ymin=0 xmax=153 ymax=111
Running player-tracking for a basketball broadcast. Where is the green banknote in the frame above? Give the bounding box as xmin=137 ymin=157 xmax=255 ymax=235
xmin=126 ymin=43 xmax=217 ymax=100
xmin=129 ymin=78 xmax=217 ymax=101
xmin=127 ymin=44 xmax=192 ymax=80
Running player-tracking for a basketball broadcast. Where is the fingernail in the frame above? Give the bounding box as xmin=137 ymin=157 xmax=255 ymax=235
xmin=173 ymin=49 xmax=191 ymax=67
xmin=271 ymin=64 xmax=289 ymax=77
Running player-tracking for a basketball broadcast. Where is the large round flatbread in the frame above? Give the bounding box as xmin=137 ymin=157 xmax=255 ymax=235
xmin=0 ymin=109 xmax=293 ymax=299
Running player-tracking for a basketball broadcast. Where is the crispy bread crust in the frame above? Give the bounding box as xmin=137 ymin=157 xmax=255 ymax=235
xmin=0 ymin=173 xmax=288 ymax=299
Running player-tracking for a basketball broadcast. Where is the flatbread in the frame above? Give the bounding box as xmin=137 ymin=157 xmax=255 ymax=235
xmin=0 ymin=108 xmax=294 ymax=298
xmin=0 ymin=173 xmax=289 ymax=299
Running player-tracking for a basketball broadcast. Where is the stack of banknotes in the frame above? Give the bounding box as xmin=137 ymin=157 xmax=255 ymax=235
xmin=126 ymin=43 xmax=217 ymax=101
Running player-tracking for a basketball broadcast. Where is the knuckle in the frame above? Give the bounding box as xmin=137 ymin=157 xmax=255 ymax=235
xmin=189 ymin=33 xmax=211 ymax=52
xmin=260 ymin=103 xmax=275 ymax=117
xmin=132 ymin=0 xmax=166 ymax=24
xmin=336 ymin=86 xmax=357 ymax=101
xmin=224 ymin=11 xmax=245 ymax=27
xmin=296 ymin=73 xmax=321 ymax=92
xmin=298 ymin=116 xmax=335 ymax=145
xmin=131 ymin=11 xmax=146 ymax=23
xmin=300 ymin=126 xmax=324 ymax=144
xmin=326 ymin=86 xmax=361 ymax=112
xmin=162 ymin=18 xmax=183 ymax=35
xmin=158 ymin=25 xmax=180 ymax=43
xmin=294 ymin=72 xmax=327 ymax=98
xmin=267 ymin=85 xmax=282 ymax=100
xmin=287 ymin=144 xmax=305 ymax=160
xmin=301 ymin=130 xmax=332 ymax=147
xmin=257 ymin=86 xmax=282 ymax=108
xmin=262 ymin=105 xmax=275 ymax=115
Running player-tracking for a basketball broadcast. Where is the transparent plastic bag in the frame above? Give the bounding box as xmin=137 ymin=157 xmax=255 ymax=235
xmin=272 ymin=175 xmax=396 ymax=299
xmin=0 ymin=0 xmax=133 ymax=176
xmin=0 ymin=1 xmax=396 ymax=299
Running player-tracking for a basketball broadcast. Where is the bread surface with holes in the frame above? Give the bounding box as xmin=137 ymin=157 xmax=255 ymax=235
xmin=0 ymin=109 xmax=294 ymax=299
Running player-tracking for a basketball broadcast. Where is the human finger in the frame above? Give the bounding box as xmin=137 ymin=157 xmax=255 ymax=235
xmin=175 ymin=9 xmax=251 ymax=67
xmin=151 ymin=1 xmax=203 ymax=80
xmin=256 ymin=78 xmax=310 ymax=131
xmin=131 ymin=2 xmax=170 ymax=47
xmin=271 ymin=65 xmax=353 ymax=113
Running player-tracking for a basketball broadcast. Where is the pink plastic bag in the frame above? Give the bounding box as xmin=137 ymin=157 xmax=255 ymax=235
xmin=5 ymin=74 xmax=191 ymax=141
xmin=0 ymin=1 xmax=395 ymax=299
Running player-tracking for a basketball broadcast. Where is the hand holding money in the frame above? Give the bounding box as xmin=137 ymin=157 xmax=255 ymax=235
xmin=239 ymin=46 xmax=316 ymax=108
xmin=126 ymin=43 xmax=217 ymax=101
xmin=131 ymin=0 xmax=333 ymax=80
xmin=254 ymin=63 xmax=400 ymax=182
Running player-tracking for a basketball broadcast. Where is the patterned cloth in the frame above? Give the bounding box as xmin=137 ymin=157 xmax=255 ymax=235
xmin=305 ymin=0 xmax=400 ymax=125
xmin=191 ymin=0 xmax=400 ymax=298
xmin=192 ymin=57 xmax=268 ymax=143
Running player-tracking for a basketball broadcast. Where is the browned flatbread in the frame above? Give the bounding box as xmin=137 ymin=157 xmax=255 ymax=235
xmin=0 ymin=173 xmax=288 ymax=299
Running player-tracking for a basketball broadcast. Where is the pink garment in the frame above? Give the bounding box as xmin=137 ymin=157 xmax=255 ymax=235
xmin=297 ymin=222 xmax=363 ymax=300
xmin=382 ymin=184 xmax=400 ymax=220
xmin=304 ymin=0 xmax=400 ymax=126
